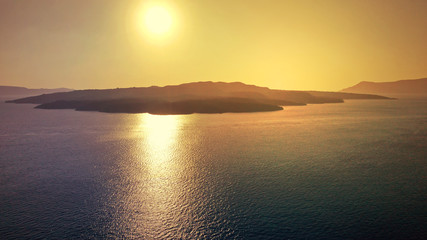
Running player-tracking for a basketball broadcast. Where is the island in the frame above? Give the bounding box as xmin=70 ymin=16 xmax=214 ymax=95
xmin=7 ymin=81 xmax=392 ymax=114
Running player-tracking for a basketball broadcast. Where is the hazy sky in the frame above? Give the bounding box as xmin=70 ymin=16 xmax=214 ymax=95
xmin=1 ymin=0 xmax=427 ymax=90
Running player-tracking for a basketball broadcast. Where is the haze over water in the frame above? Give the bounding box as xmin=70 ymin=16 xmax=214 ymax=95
xmin=1 ymin=99 xmax=426 ymax=239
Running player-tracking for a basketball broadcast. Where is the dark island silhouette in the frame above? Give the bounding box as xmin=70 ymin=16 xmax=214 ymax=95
xmin=34 ymin=98 xmax=284 ymax=114
xmin=341 ymin=78 xmax=427 ymax=98
xmin=7 ymin=81 xmax=391 ymax=114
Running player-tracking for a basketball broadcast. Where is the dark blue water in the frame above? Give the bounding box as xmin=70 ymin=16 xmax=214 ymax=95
xmin=1 ymin=99 xmax=426 ymax=239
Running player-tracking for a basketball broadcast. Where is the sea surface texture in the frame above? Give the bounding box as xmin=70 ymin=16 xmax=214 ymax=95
xmin=1 ymin=99 xmax=426 ymax=239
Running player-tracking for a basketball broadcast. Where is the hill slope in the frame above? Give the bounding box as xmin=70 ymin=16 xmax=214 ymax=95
xmin=341 ymin=78 xmax=427 ymax=98
xmin=0 ymin=86 xmax=72 ymax=98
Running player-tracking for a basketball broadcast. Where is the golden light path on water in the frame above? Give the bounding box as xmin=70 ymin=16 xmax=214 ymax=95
xmin=110 ymin=113 xmax=228 ymax=238
xmin=130 ymin=114 xmax=201 ymax=238
xmin=142 ymin=114 xmax=182 ymax=169
xmin=140 ymin=114 xmax=182 ymax=236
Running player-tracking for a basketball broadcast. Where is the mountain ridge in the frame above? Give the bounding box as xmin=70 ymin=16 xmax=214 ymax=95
xmin=0 ymin=86 xmax=73 ymax=98
xmin=341 ymin=78 xmax=427 ymax=98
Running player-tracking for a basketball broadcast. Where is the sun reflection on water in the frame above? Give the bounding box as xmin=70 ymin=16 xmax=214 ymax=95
xmin=140 ymin=114 xmax=182 ymax=167
xmin=106 ymin=113 xmax=235 ymax=237
xmin=113 ymin=114 xmax=209 ymax=238
xmin=136 ymin=114 xmax=187 ymax=236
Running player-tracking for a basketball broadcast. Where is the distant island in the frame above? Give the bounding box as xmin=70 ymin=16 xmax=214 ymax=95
xmin=0 ymin=86 xmax=72 ymax=99
xmin=7 ymin=81 xmax=391 ymax=114
xmin=341 ymin=78 xmax=427 ymax=98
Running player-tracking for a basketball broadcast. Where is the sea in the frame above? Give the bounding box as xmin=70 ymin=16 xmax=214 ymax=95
xmin=1 ymin=98 xmax=426 ymax=239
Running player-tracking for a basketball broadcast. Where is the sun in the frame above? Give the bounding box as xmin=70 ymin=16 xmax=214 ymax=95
xmin=144 ymin=6 xmax=173 ymax=35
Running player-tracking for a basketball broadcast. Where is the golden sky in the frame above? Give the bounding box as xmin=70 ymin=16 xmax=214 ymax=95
xmin=1 ymin=0 xmax=426 ymax=91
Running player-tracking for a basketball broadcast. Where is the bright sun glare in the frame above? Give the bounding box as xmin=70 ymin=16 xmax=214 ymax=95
xmin=144 ymin=6 xmax=173 ymax=35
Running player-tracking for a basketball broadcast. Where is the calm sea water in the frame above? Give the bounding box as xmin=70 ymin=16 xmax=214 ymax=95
xmin=1 ymin=99 xmax=426 ymax=239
